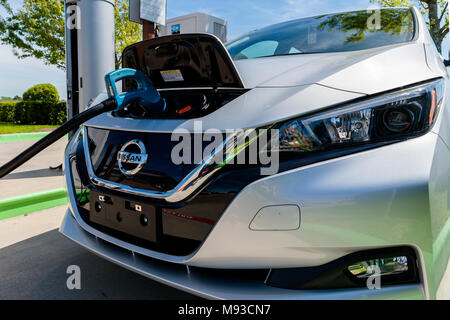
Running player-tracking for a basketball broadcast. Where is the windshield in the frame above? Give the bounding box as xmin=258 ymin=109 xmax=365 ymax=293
xmin=226 ymin=8 xmax=415 ymax=60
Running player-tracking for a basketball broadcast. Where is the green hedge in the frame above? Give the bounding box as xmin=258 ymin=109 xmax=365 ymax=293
xmin=0 ymin=101 xmax=66 ymax=125
xmin=23 ymin=84 xmax=60 ymax=104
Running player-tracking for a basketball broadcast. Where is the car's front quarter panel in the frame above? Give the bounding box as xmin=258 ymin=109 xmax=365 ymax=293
xmin=188 ymin=131 xmax=447 ymax=298
xmin=429 ymin=131 xmax=450 ymax=299
xmin=428 ymin=72 xmax=450 ymax=298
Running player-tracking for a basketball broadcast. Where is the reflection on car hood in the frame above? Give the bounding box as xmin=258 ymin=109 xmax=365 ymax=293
xmin=86 ymin=41 xmax=445 ymax=132
xmin=234 ymin=42 xmax=439 ymax=94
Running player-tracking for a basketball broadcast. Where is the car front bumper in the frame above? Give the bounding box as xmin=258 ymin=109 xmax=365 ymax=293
xmin=59 ymin=209 xmax=424 ymax=299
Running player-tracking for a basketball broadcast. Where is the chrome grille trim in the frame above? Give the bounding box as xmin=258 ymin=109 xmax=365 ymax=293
xmin=83 ymin=126 xmax=256 ymax=203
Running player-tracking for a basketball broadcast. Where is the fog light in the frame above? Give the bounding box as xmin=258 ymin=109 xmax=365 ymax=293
xmin=348 ymin=256 xmax=409 ymax=278
xmin=266 ymin=246 xmax=419 ymax=290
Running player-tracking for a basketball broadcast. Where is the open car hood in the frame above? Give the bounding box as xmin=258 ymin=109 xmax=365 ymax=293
xmin=122 ymin=33 xmax=245 ymax=89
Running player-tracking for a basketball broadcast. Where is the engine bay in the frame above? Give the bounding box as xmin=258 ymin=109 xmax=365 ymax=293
xmin=118 ymin=34 xmax=248 ymax=119
xmin=115 ymin=88 xmax=247 ymax=119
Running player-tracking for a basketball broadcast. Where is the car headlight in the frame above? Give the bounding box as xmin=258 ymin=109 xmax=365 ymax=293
xmin=275 ymin=78 xmax=443 ymax=153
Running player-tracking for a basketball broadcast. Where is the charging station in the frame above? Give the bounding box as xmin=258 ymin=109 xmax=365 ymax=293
xmin=64 ymin=0 xmax=227 ymax=122
xmin=65 ymin=0 xmax=115 ymax=118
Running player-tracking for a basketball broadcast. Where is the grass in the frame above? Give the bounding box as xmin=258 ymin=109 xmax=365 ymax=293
xmin=0 ymin=122 xmax=57 ymax=134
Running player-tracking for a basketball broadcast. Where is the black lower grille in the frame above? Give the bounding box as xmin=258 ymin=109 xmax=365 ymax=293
xmin=189 ymin=266 xmax=270 ymax=282
xmin=79 ymin=206 xmax=202 ymax=256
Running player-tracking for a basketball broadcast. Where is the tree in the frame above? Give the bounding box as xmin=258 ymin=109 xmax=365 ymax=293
xmin=371 ymin=0 xmax=449 ymax=52
xmin=0 ymin=0 xmax=142 ymax=70
xmin=0 ymin=0 xmax=12 ymax=34
xmin=0 ymin=0 xmax=11 ymax=13
xmin=114 ymin=0 xmax=141 ymax=69
xmin=317 ymin=9 xmax=410 ymax=45
xmin=1 ymin=1 xmax=65 ymax=68
xmin=0 ymin=0 xmax=10 ymax=13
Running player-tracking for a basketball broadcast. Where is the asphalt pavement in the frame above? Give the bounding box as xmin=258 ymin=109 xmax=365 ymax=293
xmin=0 ymin=138 xmax=67 ymax=199
xmin=0 ymin=206 xmax=198 ymax=299
xmin=0 ymin=136 xmax=198 ymax=300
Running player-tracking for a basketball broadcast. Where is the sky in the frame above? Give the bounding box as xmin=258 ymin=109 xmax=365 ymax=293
xmin=0 ymin=0 xmax=448 ymax=100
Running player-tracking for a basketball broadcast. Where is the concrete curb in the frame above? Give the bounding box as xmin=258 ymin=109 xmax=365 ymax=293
xmin=0 ymin=132 xmax=50 ymax=143
xmin=0 ymin=188 xmax=68 ymax=220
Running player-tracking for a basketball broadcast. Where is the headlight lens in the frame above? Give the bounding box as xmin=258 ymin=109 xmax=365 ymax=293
xmin=276 ymin=79 xmax=443 ymax=153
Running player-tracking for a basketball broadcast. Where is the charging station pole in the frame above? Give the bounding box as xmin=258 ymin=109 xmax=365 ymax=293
xmin=65 ymin=1 xmax=80 ymax=123
xmin=66 ymin=0 xmax=168 ymax=121
xmin=65 ymin=0 xmax=115 ymax=121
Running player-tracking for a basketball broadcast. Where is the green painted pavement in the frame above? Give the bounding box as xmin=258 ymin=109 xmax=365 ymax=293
xmin=0 ymin=188 xmax=68 ymax=220
xmin=0 ymin=132 xmax=50 ymax=143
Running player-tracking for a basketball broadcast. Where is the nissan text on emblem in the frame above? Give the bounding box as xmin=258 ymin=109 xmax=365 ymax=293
xmin=117 ymin=140 xmax=148 ymax=176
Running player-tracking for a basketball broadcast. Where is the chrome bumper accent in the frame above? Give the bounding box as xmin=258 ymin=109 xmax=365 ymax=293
xmin=59 ymin=209 xmax=425 ymax=300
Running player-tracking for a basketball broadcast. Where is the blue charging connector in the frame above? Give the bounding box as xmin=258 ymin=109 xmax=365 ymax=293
xmin=104 ymin=68 xmax=166 ymax=114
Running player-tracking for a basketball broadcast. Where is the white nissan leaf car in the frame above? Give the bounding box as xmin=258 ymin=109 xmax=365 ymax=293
xmin=61 ymin=7 xmax=450 ymax=299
